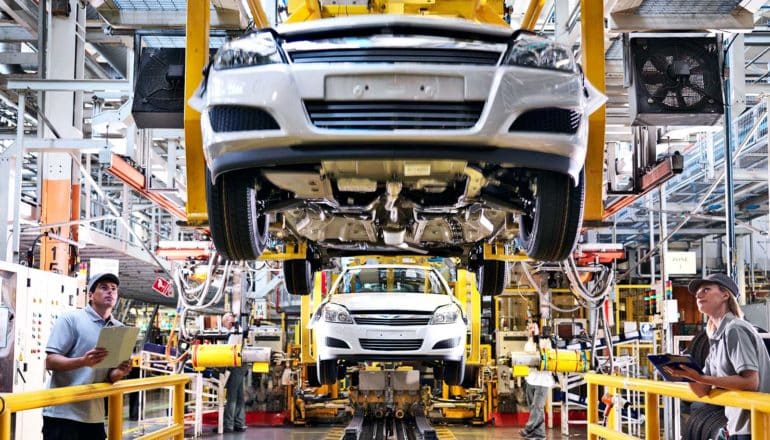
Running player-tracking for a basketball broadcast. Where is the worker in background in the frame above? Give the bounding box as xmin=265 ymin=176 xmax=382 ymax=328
xmin=665 ymin=273 xmax=770 ymax=440
xmin=222 ymin=312 xmax=248 ymax=433
xmin=520 ymin=319 xmax=554 ymax=440
xmin=42 ymin=273 xmax=133 ymax=440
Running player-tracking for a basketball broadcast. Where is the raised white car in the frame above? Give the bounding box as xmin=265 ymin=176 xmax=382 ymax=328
xmin=197 ymin=15 xmax=604 ymax=295
xmin=310 ymin=264 xmax=466 ymax=385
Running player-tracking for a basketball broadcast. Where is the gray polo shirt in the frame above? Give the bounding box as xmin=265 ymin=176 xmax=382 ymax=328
xmin=704 ymin=312 xmax=770 ymax=435
xmin=43 ymin=305 xmax=123 ymax=424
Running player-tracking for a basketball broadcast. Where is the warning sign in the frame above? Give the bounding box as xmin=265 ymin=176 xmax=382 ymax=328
xmin=152 ymin=277 xmax=173 ymax=297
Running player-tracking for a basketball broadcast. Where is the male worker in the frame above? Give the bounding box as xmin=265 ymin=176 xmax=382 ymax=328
xmin=521 ymin=319 xmax=554 ymax=440
xmin=222 ymin=312 xmax=248 ymax=432
xmin=43 ymin=272 xmax=133 ymax=440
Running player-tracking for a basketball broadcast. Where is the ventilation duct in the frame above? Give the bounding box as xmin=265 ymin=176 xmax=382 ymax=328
xmin=610 ymin=0 xmax=765 ymax=31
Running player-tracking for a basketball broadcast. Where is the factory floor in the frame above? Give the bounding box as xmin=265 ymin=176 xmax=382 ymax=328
xmin=194 ymin=425 xmax=588 ymax=439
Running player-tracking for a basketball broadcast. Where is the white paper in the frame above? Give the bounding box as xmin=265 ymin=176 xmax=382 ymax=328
xmin=94 ymin=327 xmax=140 ymax=369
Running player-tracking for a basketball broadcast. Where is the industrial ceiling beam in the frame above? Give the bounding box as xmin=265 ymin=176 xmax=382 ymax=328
xmin=97 ymin=8 xmax=242 ymax=30
xmin=0 ymin=0 xmax=36 ymax=36
xmin=0 ymin=24 xmax=35 ymax=42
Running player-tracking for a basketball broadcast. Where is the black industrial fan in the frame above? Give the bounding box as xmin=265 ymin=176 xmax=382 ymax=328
xmin=627 ymin=35 xmax=723 ymax=126
xmin=131 ymin=48 xmax=186 ymax=129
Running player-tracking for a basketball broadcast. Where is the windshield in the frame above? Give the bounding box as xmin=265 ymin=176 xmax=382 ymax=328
xmin=333 ymin=267 xmax=449 ymax=295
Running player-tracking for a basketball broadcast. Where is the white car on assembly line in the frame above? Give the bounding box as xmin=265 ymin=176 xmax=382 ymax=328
xmin=309 ymin=264 xmax=467 ymax=385
xmin=195 ymin=15 xmax=605 ymax=297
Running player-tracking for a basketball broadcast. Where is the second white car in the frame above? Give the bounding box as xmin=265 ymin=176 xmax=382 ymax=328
xmin=310 ymin=264 xmax=467 ymax=385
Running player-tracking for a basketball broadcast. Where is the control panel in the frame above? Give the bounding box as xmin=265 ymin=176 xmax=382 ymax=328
xmin=0 ymin=262 xmax=79 ymax=440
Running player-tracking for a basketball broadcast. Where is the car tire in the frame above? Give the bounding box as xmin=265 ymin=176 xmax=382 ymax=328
xmin=683 ymin=404 xmax=724 ymax=440
xmin=519 ymin=169 xmax=585 ymax=261
xmin=306 ymin=365 xmax=321 ymax=388
xmin=317 ymin=359 xmax=338 ymax=385
xmin=687 ymin=331 xmax=710 ymax=369
xmin=443 ymin=359 xmax=465 ymax=386
xmin=476 ymin=260 xmax=506 ymax=296
xmin=205 ymin=169 xmax=268 ymax=261
xmin=461 ymin=365 xmax=479 ymax=388
xmin=284 ymin=259 xmax=313 ymax=295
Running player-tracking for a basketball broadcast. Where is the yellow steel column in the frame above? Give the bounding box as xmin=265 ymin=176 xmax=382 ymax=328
xmin=586 ymin=381 xmax=598 ymax=440
xmin=645 ymin=392 xmax=660 ymax=440
xmin=286 ymin=0 xmax=323 ymax=23
xmin=107 ymin=394 xmax=123 ymax=439
xmin=580 ymin=0 xmax=606 ymax=222
xmin=752 ymin=407 xmax=770 ymax=440
xmin=467 ymin=271 xmax=481 ymax=364
xmin=184 ymin=0 xmax=211 ymax=225
xmin=474 ymin=1 xmax=508 ymax=27
xmin=521 ymin=0 xmax=547 ymax=30
xmin=301 ymin=294 xmax=314 ymax=364
xmin=245 ymin=0 xmax=271 ymax=28
xmin=174 ymin=383 xmax=185 ymax=440
xmin=0 ymin=407 xmax=10 ymax=440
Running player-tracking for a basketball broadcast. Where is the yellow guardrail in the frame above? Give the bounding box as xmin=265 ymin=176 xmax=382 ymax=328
xmin=584 ymin=373 xmax=770 ymax=440
xmin=0 ymin=374 xmax=190 ymax=440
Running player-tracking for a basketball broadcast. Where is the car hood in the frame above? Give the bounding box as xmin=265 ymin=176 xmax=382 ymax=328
xmin=328 ymin=293 xmax=454 ymax=314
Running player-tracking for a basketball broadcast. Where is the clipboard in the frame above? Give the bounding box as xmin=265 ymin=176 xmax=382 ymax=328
xmin=94 ymin=326 xmax=140 ymax=368
xmin=647 ymin=353 xmax=703 ymax=382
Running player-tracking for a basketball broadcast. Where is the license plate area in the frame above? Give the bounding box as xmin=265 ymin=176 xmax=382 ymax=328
xmin=366 ymin=330 xmax=416 ymax=338
xmin=325 ymin=74 xmax=464 ymax=100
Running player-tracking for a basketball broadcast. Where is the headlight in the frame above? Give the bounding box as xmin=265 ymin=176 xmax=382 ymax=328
xmin=323 ymin=303 xmax=353 ymax=324
xmin=213 ymin=32 xmax=283 ymax=70
xmin=503 ymin=37 xmax=575 ymax=72
xmin=430 ymin=304 xmax=461 ymax=325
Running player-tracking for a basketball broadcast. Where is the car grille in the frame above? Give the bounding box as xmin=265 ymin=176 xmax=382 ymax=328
xmin=509 ymin=108 xmax=581 ymax=135
xmin=289 ymin=48 xmax=501 ymax=65
xmin=359 ymin=339 xmax=424 ymax=351
xmin=353 ymin=316 xmax=431 ymax=326
xmin=304 ymin=101 xmax=484 ymax=130
xmin=208 ymin=105 xmax=280 ymax=132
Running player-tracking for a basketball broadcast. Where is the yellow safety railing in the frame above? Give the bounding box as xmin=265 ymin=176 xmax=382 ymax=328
xmin=584 ymin=373 xmax=770 ymax=440
xmin=0 ymin=374 xmax=190 ymax=440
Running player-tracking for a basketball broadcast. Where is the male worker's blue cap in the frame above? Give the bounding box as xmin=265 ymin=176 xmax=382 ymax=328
xmin=688 ymin=273 xmax=739 ymax=298
xmin=87 ymin=272 xmax=120 ymax=293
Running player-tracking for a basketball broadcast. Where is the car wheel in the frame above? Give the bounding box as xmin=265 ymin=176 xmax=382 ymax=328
xmin=306 ymin=364 xmax=321 ymax=388
xmin=283 ymin=259 xmax=313 ymax=295
xmin=461 ymin=365 xmax=479 ymax=388
xmin=205 ymin=169 xmax=268 ymax=261
xmin=317 ymin=359 xmax=338 ymax=385
xmin=476 ymin=260 xmax=506 ymax=296
xmin=519 ymin=169 xmax=585 ymax=261
xmin=443 ymin=359 xmax=465 ymax=386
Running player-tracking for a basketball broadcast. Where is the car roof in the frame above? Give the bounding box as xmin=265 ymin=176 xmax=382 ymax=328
xmin=344 ymin=264 xmax=439 ymax=271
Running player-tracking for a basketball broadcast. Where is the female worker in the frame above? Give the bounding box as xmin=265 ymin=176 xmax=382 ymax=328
xmin=665 ymin=273 xmax=770 ymax=440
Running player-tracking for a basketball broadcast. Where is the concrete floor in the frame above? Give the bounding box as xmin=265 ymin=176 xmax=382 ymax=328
xmin=194 ymin=425 xmax=588 ymax=439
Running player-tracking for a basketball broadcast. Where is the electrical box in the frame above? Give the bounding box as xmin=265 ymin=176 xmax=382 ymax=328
xmin=0 ymin=262 xmax=78 ymax=440
xmin=495 ymin=330 xmax=528 ymax=358
xmin=662 ymin=299 xmax=680 ymax=325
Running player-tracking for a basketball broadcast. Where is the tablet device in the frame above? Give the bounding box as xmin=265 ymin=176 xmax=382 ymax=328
xmin=647 ymin=353 xmax=703 ymax=382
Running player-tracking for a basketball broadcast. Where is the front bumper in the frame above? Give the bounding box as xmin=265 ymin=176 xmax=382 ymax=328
xmin=314 ymin=320 xmax=467 ymax=362
xmin=202 ymin=64 xmax=588 ymax=181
